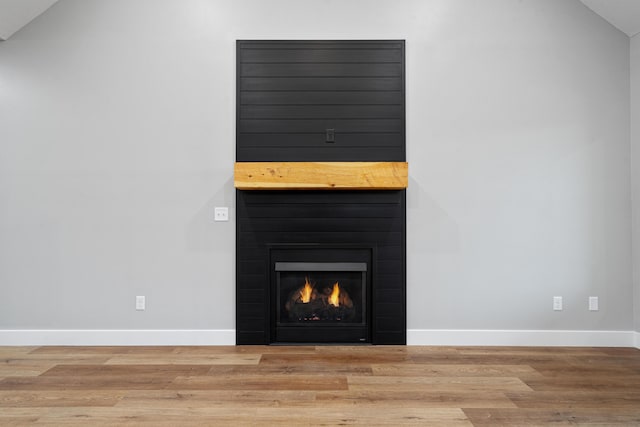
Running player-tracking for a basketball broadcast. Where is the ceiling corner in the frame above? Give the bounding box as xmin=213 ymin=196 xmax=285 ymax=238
xmin=580 ymin=0 xmax=640 ymax=37
xmin=0 ymin=0 xmax=58 ymax=41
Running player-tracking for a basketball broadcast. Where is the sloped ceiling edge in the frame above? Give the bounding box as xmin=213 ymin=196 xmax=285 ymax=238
xmin=0 ymin=0 xmax=58 ymax=41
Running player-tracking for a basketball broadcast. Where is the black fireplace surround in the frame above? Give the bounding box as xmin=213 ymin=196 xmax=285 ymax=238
xmin=235 ymin=40 xmax=406 ymax=344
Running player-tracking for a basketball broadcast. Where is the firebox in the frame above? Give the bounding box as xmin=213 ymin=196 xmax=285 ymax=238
xmin=275 ymin=262 xmax=367 ymax=343
xmin=270 ymin=247 xmax=372 ymax=343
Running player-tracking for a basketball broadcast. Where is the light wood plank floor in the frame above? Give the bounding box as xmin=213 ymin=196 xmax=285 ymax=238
xmin=1 ymin=345 xmax=639 ymax=425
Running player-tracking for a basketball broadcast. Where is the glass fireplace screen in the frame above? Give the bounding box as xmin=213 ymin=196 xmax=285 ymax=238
xmin=275 ymin=262 xmax=367 ymax=326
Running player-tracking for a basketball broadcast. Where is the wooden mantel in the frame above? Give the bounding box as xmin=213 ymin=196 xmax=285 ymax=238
xmin=234 ymin=162 xmax=408 ymax=190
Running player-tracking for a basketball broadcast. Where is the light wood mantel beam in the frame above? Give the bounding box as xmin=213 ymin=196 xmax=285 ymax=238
xmin=234 ymin=162 xmax=408 ymax=190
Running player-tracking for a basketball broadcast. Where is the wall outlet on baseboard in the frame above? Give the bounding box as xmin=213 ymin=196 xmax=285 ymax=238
xmin=553 ymin=296 xmax=563 ymax=311
xmin=136 ymin=296 xmax=146 ymax=311
xmin=589 ymin=296 xmax=599 ymax=311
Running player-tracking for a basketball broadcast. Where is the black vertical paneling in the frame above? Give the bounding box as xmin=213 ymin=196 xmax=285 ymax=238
xmin=237 ymin=40 xmax=405 ymax=162
xmin=236 ymin=190 xmax=406 ymax=345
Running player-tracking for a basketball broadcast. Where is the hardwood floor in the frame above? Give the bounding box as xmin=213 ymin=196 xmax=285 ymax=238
xmin=1 ymin=345 xmax=639 ymax=425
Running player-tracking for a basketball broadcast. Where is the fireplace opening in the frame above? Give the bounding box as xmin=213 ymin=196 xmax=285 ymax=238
xmin=276 ymin=262 xmax=366 ymax=325
xmin=270 ymin=248 xmax=372 ymax=344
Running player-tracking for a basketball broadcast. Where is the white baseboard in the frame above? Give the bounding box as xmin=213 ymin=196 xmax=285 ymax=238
xmin=0 ymin=329 xmax=637 ymax=347
xmin=407 ymin=329 xmax=638 ymax=347
xmin=0 ymin=329 xmax=235 ymax=346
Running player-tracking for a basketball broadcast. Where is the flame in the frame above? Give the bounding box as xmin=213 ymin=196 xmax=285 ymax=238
xmin=328 ymin=282 xmax=340 ymax=307
xmin=299 ymin=277 xmax=313 ymax=303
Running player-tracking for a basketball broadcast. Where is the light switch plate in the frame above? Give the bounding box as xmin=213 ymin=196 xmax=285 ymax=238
xmin=589 ymin=296 xmax=598 ymax=311
xmin=136 ymin=295 xmax=145 ymax=311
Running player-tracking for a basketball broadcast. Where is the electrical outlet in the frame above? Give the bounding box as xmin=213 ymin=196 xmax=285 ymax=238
xmin=214 ymin=207 xmax=229 ymax=222
xmin=553 ymin=296 xmax=563 ymax=311
xmin=136 ymin=295 xmax=146 ymax=311
xmin=589 ymin=296 xmax=599 ymax=311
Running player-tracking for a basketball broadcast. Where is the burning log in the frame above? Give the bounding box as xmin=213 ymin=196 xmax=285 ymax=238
xmin=285 ymin=277 xmax=317 ymax=311
xmin=326 ymin=282 xmax=353 ymax=308
xmin=285 ymin=277 xmax=356 ymax=322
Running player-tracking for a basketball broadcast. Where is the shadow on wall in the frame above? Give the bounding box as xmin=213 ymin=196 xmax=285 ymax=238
xmin=407 ymin=176 xmax=459 ymax=253
xmin=185 ymin=176 xmax=235 ymax=252
xmin=186 ymin=175 xmax=460 ymax=254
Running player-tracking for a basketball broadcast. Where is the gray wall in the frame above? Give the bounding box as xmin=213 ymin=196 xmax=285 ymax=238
xmin=0 ymin=0 xmax=633 ymax=333
xmin=632 ymin=34 xmax=640 ymax=333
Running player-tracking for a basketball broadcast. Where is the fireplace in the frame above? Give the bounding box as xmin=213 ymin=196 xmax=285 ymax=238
xmin=235 ymin=40 xmax=406 ymax=345
xmin=271 ymin=247 xmax=371 ymax=343
xmin=236 ymin=190 xmax=405 ymax=344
